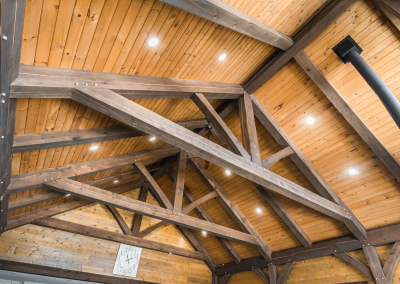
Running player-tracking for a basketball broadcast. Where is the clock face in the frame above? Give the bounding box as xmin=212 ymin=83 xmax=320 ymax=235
xmin=112 ymin=244 xmax=142 ymax=278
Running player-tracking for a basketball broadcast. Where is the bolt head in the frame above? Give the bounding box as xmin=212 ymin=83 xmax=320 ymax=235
xmin=2 ymin=36 xmax=7 ymax=40
xmin=1 ymin=100 xmax=5 ymax=103
xmin=1 ymin=93 xmax=5 ymax=96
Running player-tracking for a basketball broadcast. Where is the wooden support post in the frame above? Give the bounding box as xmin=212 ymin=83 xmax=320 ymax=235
xmin=212 ymin=275 xmax=219 ymax=284
xmin=383 ymin=242 xmax=400 ymax=283
xmin=0 ymin=0 xmax=26 ymax=234
xmin=250 ymin=94 xmax=366 ymax=240
xmin=106 ymin=205 xmax=132 ymax=236
xmin=172 ymin=150 xmax=187 ymax=212
xmin=363 ymin=245 xmax=388 ymax=284
xmin=219 ymin=274 xmax=231 ymax=284
xmin=131 ymin=184 xmax=149 ymax=236
xmin=277 ymin=262 xmax=296 ymax=284
xmin=335 ymin=252 xmax=374 ymax=280
xmin=192 ymin=92 xmax=251 ymax=160
xmin=253 ymin=268 xmax=270 ymax=284
xmin=269 ymin=265 xmax=278 ymax=284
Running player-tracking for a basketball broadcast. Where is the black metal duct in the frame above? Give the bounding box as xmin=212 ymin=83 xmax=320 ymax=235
xmin=333 ymin=35 xmax=400 ymax=129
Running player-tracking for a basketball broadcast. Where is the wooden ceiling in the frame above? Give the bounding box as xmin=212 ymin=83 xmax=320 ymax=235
xmin=3 ymin=0 xmax=400 ymax=283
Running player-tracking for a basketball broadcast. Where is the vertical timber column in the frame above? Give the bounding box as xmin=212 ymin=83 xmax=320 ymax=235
xmin=0 ymin=0 xmax=25 ymax=234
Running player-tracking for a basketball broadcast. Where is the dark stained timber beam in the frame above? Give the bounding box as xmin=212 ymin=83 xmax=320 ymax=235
xmin=0 ymin=259 xmax=158 ymax=284
xmin=215 ymin=222 xmax=400 ymax=275
xmin=363 ymin=245 xmax=388 ymax=283
xmin=12 ymin=118 xmax=209 ymax=153
xmin=238 ymin=93 xmax=312 ymax=248
xmin=72 ymin=88 xmax=351 ymax=224
xmin=106 ymin=205 xmax=132 ymax=235
xmin=262 ymin=147 xmax=294 ymax=169
xmin=250 ymin=94 xmax=366 ymax=240
xmin=252 ymin=268 xmax=270 ymax=284
xmin=0 ymin=0 xmax=26 ymax=234
xmin=371 ymin=0 xmax=400 ymax=34
xmin=383 ymin=242 xmax=400 ymax=283
xmin=294 ymin=50 xmax=400 ymax=186
xmin=269 ymin=265 xmax=278 ymax=284
xmin=219 ymin=274 xmax=231 ymax=284
xmin=163 ymin=168 xmax=242 ymax=264
xmin=131 ymin=184 xmax=149 ymax=237
xmin=43 ymin=178 xmax=257 ymax=246
xmin=277 ymin=262 xmax=296 ymax=284
xmin=6 ymin=180 xmax=144 ymax=230
xmin=334 ymin=252 xmax=373 ymax=280
xmin=7 ymin=145 xmax=179 ymax=194
xmin=34 ymin=217 xmax=204 ymax=260
xmin=160 ymin=0 xmax=293 ymax=50
xmin=375 ymin=0 xmax=400 ymax=17
xmin=192 ymin=92 xmax=251 ymax=159
xmin=171 ymin=150 xmax=187 ymax=212
xmin=244 ymin=0 xmax=358 ymax=94
xmin=181 ymin=191 xmax=218 ymax=215
xmin=11 ymin=65 xmax=244 ymax=99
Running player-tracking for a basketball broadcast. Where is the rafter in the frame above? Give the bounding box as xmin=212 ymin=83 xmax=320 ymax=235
xmin=160 ymin=0 xmax=293 ymax=50
xmin=244 ymin=0 xmax=358 ymax=94
xmin=371 ymin=0 xmax=400 ymax=34
xmin=363 ymin=245 xmax=388 ymax=284
xmin=269 ymin=265 xmax=278 ymax=284
xmin=11 ymin=65 xmax=244 ymax=99
xmin=375 ymin=0 xmax=400 ymax=17
xmin=334 ymin=252 xmax=373 ymax=280
xmin=294 ymin=50 xmax=400 ymax=185
xmin=383 ymin=242 xmax=400 ymax=283
xmin=172 ymin=150 xmax=187 ymax=212
xmin=253 ymin=268 xmax=270 ymax=284
xmin=7 ymin=146 xmax=178 ymax=194
xmin=106 ymin=205 xmax=132 ymax=236
xmin=72 ymin=88 xmax=351 ymax=224
xmin=262 ymin=147 xmax=294 ymax=169
xmin=250 ymin=94 xmax=366 ymax=240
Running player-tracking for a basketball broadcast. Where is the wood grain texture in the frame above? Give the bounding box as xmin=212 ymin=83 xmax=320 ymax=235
xmin=335 ymin=252 xmax=373 ymax=280
xmin=253 ymin=268 xmax=270 ymax=284
xmin=383 ymin=242 xmax=400 ymax=283
xmin=262 ymin=147 xmax=294 ymax=169
xmin=363 ymin=245 xmax=388 ymax=283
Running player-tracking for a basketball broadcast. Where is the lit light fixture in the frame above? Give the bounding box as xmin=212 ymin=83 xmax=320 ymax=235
xmin=202 ymin=231 xmax=207 ymax=236
xmin=148 ymin=37 xmax=159 ymax=47
xmin=256 ymin=208 xmax=262 ymax=214
xmin=66 ymin=194 xmax=71 ymax=197
xmin=169 ymin=252 xmax=172 ymax=255
xmin=218 ymin=53 xmax=227 ymax=61
xmin=225 ymin=169 xmax=231 ymax=176
xmin=90 ymin=145 xmax=99 ymax=151
xmin=149 ymin=136 xmax=156 ymax=142
xmin=306 ymin=117 xmax=316 ymax=124
xmin=114 ymin=180 xmax=119 ymax=183
xmin=348 ymin=168 xmax=359 ymax=175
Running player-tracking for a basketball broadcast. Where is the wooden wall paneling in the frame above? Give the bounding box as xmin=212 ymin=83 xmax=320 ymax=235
xmin=293 ymin=49 xmax=400 ymax=186
xmin=163 ymin=167 xmax=242 ymax=264
xmin=244 ymin=0 xmax=358 ymax=94
xmin=72 ymin=88 xmax=352 ymax=223
xmin=363 ymin=245 xmax=388 ymax=283
xmin=161 ymin=0 xmax=293 ymax=50
xmin=382 ymin=242 xmax=400 ymax=283
xmin=250 ymin=94 xmax=367 ymax=240
xmin=0 ymin=0 xmax=26 ymax=233
xmin=192 ymin=92 xmax=250 ymax=159
xmin=238 ymin=92 xmax=312 ymax=248
xmin=6 ymin=180 xmax=144 ymax=230
xmin=0 ymin=259 xmax=159 ymax=284
xmin=131 ymin=183 xmax=149 ymax=236
xmin=334 ymin=252 xmax=374 ymax=280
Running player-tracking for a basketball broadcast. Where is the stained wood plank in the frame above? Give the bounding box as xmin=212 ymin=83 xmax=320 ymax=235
xmin=192 ymin=92 xmax=251 ymax=159
xmin=253 ymin=268 xmax=270 ymax=284
xmin=181 ymin=191 xmax=218 ymax=215
xmin=172 ymin=150 xmax=187 ymax=212
xmin=0 ymin=0 xmax=26 ymax=234
xmin=250 ymin=94 xmax=366 ymax=240
xmin=72 ymin=88 xmax=351 ymax=223
xmin=269 ymin=264 xmax=278 ymax=284
xmin=219 ymin=274 xmax=231 ymax=284
xmin=372 ymin=0 xmax=400 ymax=34
xmin=383 ymin=242 xmax=400 ymax=283
xmin=106 ymin=205 xmax=132 ymax=236
xmin=335 ymin=252 xmax=374 ymax=280
xmin=131 ymin=183 xmax=149 ymax=237
xmin=43 ymin=178 xmax=257 ymax=245
xmin=277 ymin=262 xmax=296 ymax=284
xmin=244 ymin=0 xmax=358 ymax=93
xmin=363 ymin=245 xmax=388 ymax=284
xmin=13 ymin=118 xmax=208 ymax=153
xmin=0 ymin=259 xmax=158 ymax=284
xmin=161 ymin=0 xmax=293 ymax=50
xmin=262 ymin=147 xmax=294 ymax=169
xmin=8 ymin=146 xmax=179 ymax=194
xmin=376 ymin=0 xmax=400 ymax=17
xmin=8 ymin=191 xmax=65 ymax=211
xmin=11 ymin=65 xmax=244 ymax=99
xmin=294 ymin=50 xmax=400 ymax=186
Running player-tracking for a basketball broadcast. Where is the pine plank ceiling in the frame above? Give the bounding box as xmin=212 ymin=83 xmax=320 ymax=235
xmin=10 ymin=0 xmax=400 ymax=267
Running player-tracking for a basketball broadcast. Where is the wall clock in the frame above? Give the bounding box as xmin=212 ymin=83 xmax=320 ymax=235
xmin=112 ymin=244 xmax=142 ymax=278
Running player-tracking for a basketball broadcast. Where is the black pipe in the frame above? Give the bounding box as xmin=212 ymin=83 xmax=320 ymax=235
xmin=333 ymin=35 xmax=400 ymax=129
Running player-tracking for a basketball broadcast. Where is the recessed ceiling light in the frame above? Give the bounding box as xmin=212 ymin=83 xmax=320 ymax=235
xmin=169 ymin=252 xmax=172 ymax=255
xmin=348 ymin=168 xmax=359 ymax=175
xmin=114 ymin=180 xmax=119 ymax=183
xmin=256 ymin=208 xmax=262 ymax=214
xmin=149 ymin=136 xmax=156 ymax=141
xmin=218 ymin=53 xmax=227 ymax=61
xmin=66 ymin=194 xmax=71 ymax=197
xmin=90 ymin=145 xmax=99 ymax=151
xmin=148 ymin=37 xmax=159 ymax=47
xmin=306 ymin=117 xmax=315 ymax=124
xmin=225 ymin=169 xmax=231 ymax=176
xmin=202 ymin=231 xmax=207 ymax=236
